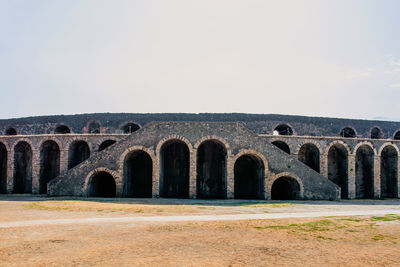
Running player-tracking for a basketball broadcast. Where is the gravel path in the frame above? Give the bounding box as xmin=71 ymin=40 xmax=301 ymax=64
xmin=2 ymin=209 xmax=400 ymax=228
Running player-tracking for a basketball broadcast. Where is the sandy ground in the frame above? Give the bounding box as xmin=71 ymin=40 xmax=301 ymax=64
xmin=1 ymin=195 xmax=400 ymax=266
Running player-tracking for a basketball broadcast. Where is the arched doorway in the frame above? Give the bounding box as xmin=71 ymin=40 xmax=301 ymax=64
xmin=355 ymin=145 xmax=374 ymax=198
xmin=87 ymin=171 xmax=116 ymax=197
xmin=298 ymin=144 xmax=320 ymax=172
xmin=13 ymin=141 xmax=32 ymax=193
xmin=274 ymin=124 xmax=293 ymax=136
xmin=196 ymin=140 xmax=227 ymax=199
xmin=340 ymin=127 xmax=356 ymax=138
xmin=39 ymin=140 xmax=60 ymax=194
xmin=5 ymin=127 xmax=17 ymax=135
xmin=394 ymin=131 xmax=400 ymax=140
xmin=0 ymin=142 xmax=7 ymax=194
xmin=98 ymin=140 xmax=116 ymax=152
xmin=55 ymin=125 xmax=70 ymax=134
xmin=68 ymin=141 xmax=90 ymax=169
xmin=380 ymin=146 xmax=398 ymax=198
xmin=370 ymin=127 xmax=382 ymax=139
xmin=234 ymin=154 xmax=264 ymax=199
xmin=123 ymin=150 xmax=152 ymax=198
xmin=271 ymin=176 xmax=301 ymax=200
xmin=328 ymin=144 xmax=348 ymax=199
xmin=160 ymin=140 xmax=190 ymax=198
xmin=271 ymin=141 xmax=290 ymax=154
xmin=121 ymin=123 xmax=140 ymax=134
xmin=88 ymin=121 xmax=101 ymax=134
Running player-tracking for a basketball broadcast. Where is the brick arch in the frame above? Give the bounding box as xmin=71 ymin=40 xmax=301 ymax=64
xmin=392 ymin=129 xmax=400 ymax=140
xmin=324 ymin=140 xmax=351 ymax=156
xmin=266 ymin=172 xmax=304 ymax=199
xmin=156 ymin=135 xmax=193 ymax=155
xmin=54 ymin=123 xmax=72 ymax=134
xmin=12 ymin=138 xmax=34 ymax=151
xmin=83 ymin=167 xmax=121 ymax=196
xmin=272 ymin=122 xmax=296 ymax=136
xmin=118 ymin=146 xmax=156 ymax=176
xmin=37 ymin=138 xmax=63 ymax=152
xmin=94 ymin=138 xmax=118 ymax=150
xmin=86 ymin=120 xmax=102 ymax=134
xmin=270 ymin=139 xmax=293 ymax=154
xmin=353 ymin=141 xmax=377 ymax=155
xmin=339 ymin=126 xmax=357 ymax=138
xmin=65 ymin=138 xmax=92 ymax=154
xmin=232 ymin=149 xmax=269 ymax=175
xmin=369 ymin=126 xmax=384 ymax=139
xmin=378 ymin=142 xmax=400 ymax=156
xmin=0 ymin=140 xmax=10 ymax=152
xmin=194 ymin=136 xmax=231 ymax=155
xmin=118 ymin=121 xmax=142 ymax=134
xmin=294 ymin=140 xmax=323 ymax=155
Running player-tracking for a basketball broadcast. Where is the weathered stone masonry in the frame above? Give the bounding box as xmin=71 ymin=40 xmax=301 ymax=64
xmin=0 ymin=113 xmax=400 ymax=200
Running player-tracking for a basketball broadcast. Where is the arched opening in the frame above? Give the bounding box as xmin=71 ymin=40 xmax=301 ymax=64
xmin=123 ymin=150 xmax=152 ymax=198
xmin=394 ymin=131 xmax=400 ymax=140
xmin=88 ymin=121 xmax=101 ymax=134
xmin=5 ymin=127 xmax=17 ymax=135
xmin=271 ymin=176 xmax=301 ymax=200
xmin=298 ymin=143 xmax=320 ymax=173
xmin=340 ymin=127 xmax=356 ymax=138
xmin=380 ymin=146 xmax=398 ymax=198
xmin=355 ymin=145 xmax=374 ymax=198
xmin=328 ymin=144 xmax=348 ymax=199
xmin=98 ymin=140 xmax=116 ymax=152
xmin=234 ymin=154 xmax=264 ymax=199
xmin=68 ymin=141 xmax=90 ymax=169
xmin=88 ymin=171 xmax=116 ymax=197
xmin=121 ymin=123 xmax=140 ymax=134
xmin=370 ymin=127 xmax=382 ymax=139
xmin=13 ymin=141 xmax=32 ymax=193
xmin=271 ymin=141 xmax=290 ymax=154
xmin=0 ymin=142 xmax=7 ymax=194
xmin=55 ymin=125 xmax=70 ymax=134
xmin=160 ymin=140 xmax=190 ymax=198
xmin=274 ymin=124 xmax=293 ymax=136
xmin=196 ymin=140 xmax=227 ymax=199
xmin=39 ymin=140 xmax=60 ymax=194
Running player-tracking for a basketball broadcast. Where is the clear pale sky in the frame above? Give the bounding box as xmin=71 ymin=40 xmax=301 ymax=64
xmin=1 ymin=0 xmax=399 ymax=120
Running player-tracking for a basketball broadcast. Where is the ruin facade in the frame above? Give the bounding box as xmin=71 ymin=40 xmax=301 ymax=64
xmin=1 ymin=113 xmax=399 ymax=200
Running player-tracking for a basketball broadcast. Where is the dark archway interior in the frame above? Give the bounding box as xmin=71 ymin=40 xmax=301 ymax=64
xmin=123 ymin=150 xmax=152 ymax=198
xmin=328 ymin=145 xmax=348 ymax=199
xmin=197 ymin=140 xmax=227 ymax=199
xmin=274 ymin=124 xmax=293 ymax=136
xmin=88 ymin=172 xmax=116 ymax=197
xmin=39 ymin=141 xmax=60 ymax=194
xmin=340 ymin=127 xmax=356 ymax=138
xmin=68 ymin=141 xmax=90 ymax=169
xmin=381 ymin=146 xmax=398 ymax=198
xmin=394 ymin=131 xmax=400 ymax=140
xmin=55 ymin=125 xmax=70 ymax=134
xmin=13 ymin=142 xmax=32 ymax=193
xmin=88 ymin=121 xmax=100 ymax=134
xmin=234 ymin=155 xmax=264 ymax=199
xmin=98 ymin=140 xmax=117 ymax=152
xmin=298 ymin=144 xmax=320 ymax=173
xmin=370 ymin=127 xmax=382 ymax=139
xmin=0 ymin=143 xmax=7 ymax=194
xmin=121 ymin=123 xmax=140 ymax=134
xmin=5 ymin=127 xmax=17 ymax=135
xmin=271 ymin=141 xmax=290 ymax=154
xmin=161 ymin=140 xmax=189 ymax=198
xmin=271 ymin=177 xmax=300 ymax=200
xmin=356 ymin=145 xmax=374 ymax=198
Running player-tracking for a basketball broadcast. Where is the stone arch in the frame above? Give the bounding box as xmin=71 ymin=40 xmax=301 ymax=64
xmin=98 ymin=139 xmax=117 ymax=152
xmin=327 ymin=143 xmax=349 ymax=199
xmin=273 ymin=123 xmax=294 ymax=136
xmin=370 ymin=126 xmax=383 ymax=139
xmin=87 ymin=120 xmax=101 ymax=134
xmin=39 ymin=140 xmax=60 ymax=194
xmin=120 ymin=122 xmax=141 ymax=134
xmin=393 ymin=130 xmax=400 ymax=140
xmin=0 ymin=142 xmax=7 ymax=194
xmin=233 ymin=151 xmax=267 ymax=199
xmin=297 ymin=143 xmax=320 ymax=173
xmin=5 ymin=127 xmax=17 ymax=135
xmin=339 ymin=126 xmax=357 ymax=138
xmin=157 ymin=137 xmax=191 ymax=198
xmin=271 ymin=140 xmax=291 ymax=154
xmin=379 ymin=144 xmax=398 ymax=198
xmin=68 ymin=140 xmax=90 ymax=169
xmin=324 ymin=140 xmax=351 ymax=156
xmin=13 ymin=141 xmax=32 ymax=193
xmin=353 ymin=141 xmax=377 ymax=155
xmin=355 ymin=144 xmax=375 ymax=198
xmin=85 ymin=169 xmax=117 ymax=197
xmin=267 ymin=172 xmax=304 ymax=200
xmin=54 ymin=124 xmax=71 ymax=134
xmin=123 ymin=149 xmax=153 ymax=198
xmin=195 ymin=138 xmax=228 ymax=199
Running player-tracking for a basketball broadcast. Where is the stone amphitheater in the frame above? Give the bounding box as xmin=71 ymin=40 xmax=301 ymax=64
xmin=0 ymin=113 xmax=399 ymax=201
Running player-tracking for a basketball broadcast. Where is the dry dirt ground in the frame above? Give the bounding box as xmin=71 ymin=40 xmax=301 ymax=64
xmin=1 ymin=196 xmax=400 ymax=267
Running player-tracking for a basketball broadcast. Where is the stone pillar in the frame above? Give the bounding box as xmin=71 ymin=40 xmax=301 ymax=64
xmin=374 ymin=155 xmax=381 ymax=198
xmin=189 ymin=150 xmax=197 ymax=199
xmin=348 ymin=154 xmax=356 ymax=199
xmin=31 ymin=149 xmax=40 ymax=194
xmin=152 ymin=155 xmax=160 ymax=198
xmin=6 ymin=149 xmax=13 ymax=194
xmin=226 ymin=156 xmax=234 ymax=199
xmin=60 ymin=149 xmax=69 ymax=173
xmin=398 ymin=156 xmax=400 ymax=198
xmin=320 ymin=154 xmax=328 ymax=178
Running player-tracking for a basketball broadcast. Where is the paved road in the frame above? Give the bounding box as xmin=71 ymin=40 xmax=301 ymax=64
xmin=1 ymin=209 xmax=400 ymax=228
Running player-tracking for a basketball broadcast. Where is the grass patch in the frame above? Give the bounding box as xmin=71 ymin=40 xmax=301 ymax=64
xmin=371 ymin=215 xmax=400 ymax=222
xmin=240 ymin=203 xmax=295 ymax=208
xmin=254 ymin=219 xmax=341 ymax=233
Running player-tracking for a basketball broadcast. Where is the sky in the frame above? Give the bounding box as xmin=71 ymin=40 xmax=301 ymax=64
xmin=0 ymin=0 xmax=400 ymax=120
